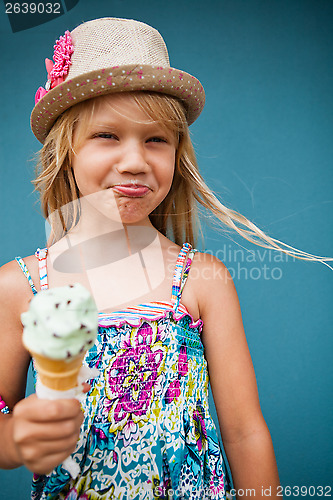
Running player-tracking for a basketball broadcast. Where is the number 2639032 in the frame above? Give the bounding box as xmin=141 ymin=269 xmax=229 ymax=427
xmin=5 ymin=3 xmax=61 ymax=14
xmin=277 ymin=486 xmax=331 ymax=497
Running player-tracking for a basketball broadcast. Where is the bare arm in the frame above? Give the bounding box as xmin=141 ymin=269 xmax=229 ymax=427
xmin=0 ymin=259 xmax=83 ymax=474
xmin=196 ymin=254 xmax=280 ymax=499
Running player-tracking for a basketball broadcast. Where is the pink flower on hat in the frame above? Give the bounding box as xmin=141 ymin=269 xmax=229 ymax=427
xmin=35 ymin=30 xmax=74 ymax=104
xmin=49 ymin=30 xmax=74 ymax=88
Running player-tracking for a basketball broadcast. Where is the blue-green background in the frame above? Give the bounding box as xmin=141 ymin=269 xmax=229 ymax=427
xmin=0 ymin=0 xmax=332 ymax=498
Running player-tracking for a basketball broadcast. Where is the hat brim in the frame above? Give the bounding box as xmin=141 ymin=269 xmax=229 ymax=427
xmin=31 ymin=64 xmax=205 ymax=143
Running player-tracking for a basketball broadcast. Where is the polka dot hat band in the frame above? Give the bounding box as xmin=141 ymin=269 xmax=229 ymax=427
xmin=31 ymin=17 xmax=206 ymax=143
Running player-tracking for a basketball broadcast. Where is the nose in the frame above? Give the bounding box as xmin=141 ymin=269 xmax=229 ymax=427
xmin=116 ymin=140 xmax=149 ymax=175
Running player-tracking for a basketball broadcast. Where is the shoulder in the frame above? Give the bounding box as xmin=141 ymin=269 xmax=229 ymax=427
xmin=191 ymin=252 xmax=239 ymax=318
xmin=0 ymin=255 xmax=40 ymax=314
xmin=191 ymin=251 xmax=245 ymax=347
xmin=191 ymin=251 xmax=230 ymax=279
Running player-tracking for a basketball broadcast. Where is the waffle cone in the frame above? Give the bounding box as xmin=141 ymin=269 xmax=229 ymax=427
xmin=32 ymin=352 xmax=85 ymax=391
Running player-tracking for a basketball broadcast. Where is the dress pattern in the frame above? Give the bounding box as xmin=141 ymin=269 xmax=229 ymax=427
xmin=15 ymin=243 xmax=233 ymax=499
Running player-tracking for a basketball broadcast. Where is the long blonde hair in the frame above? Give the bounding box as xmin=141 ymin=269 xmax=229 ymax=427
xmin=33 ymin=91 xmax=331 ymax=265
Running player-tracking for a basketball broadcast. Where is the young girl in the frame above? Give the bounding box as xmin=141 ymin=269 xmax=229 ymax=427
xmin=0 ymin=17 xmax=327 ymax=500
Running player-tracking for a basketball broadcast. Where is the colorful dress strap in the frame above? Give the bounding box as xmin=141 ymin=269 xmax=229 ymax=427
xmin=15 ymin=257 xmax=38 ymax=295
xmin=35 ymin=247 xmax=49 ymax=291
xmin=171 ymin=242 xmax=197 ymax=312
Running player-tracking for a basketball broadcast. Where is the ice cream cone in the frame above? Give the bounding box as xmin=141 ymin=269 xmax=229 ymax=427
xmin=32 ymin=352 xmax=85 ymax=391
xmin=21 ymin=283 xmax=98 ymax=392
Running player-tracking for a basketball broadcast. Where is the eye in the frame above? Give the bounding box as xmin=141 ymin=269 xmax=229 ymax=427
xmin=94 ymin=133 xmax=118 ymax=140
xmin=146 ymin=137 xmax=168 ymax=143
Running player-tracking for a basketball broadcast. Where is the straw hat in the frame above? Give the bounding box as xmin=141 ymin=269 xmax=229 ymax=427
xmin=31 ymin=17 xmax=205 ymax=143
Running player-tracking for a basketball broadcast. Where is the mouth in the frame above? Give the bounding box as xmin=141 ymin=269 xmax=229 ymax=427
xmin=110 ymin=183 xmax=151 ymax=198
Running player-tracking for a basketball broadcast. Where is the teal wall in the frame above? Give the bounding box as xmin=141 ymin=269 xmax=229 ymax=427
xmin=0 ymin=0 xmax=332 ymax=498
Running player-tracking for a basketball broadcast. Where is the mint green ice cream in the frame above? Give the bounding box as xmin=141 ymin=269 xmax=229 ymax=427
xmin=22 ymin=283 xmax=98 ymax=360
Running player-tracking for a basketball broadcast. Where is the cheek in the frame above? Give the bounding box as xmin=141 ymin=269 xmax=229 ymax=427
xmin=72 ymin=167 xmax=90 ymax=195
xmin=72 ymin=154 xmax=86 ymax=188
xmin=72 ymin=155 xmax=102 ymax=194
xmin=163 ymin=176 xmax=174 ymax=198
xmin=163 ymin=164 xmax=176 ymax=194
xmin=159 ymin=153 xmax=176 ymax=191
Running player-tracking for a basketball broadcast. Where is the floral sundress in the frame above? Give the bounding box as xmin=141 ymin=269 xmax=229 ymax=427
xmin=13 ymin=243 xmax=233 ymax=499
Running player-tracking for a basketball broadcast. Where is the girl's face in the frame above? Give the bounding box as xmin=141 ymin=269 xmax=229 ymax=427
xmin=72 ymin=93 xmax=177 ymax=225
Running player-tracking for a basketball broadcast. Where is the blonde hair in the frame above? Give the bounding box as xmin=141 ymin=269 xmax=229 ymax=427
xmin=34 ymin=92 xmax=331 ymax=266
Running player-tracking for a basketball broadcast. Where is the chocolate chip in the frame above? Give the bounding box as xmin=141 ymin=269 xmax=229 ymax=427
xmin=55 ymin=303 xmax=60 ymax=309
xmin=80 ymin=324 xmax=86 ymax=330
xmin=67 ymin=300 xmax=71 ymax=305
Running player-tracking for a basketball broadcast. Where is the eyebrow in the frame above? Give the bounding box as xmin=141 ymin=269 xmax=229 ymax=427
xmin=87 ymin=119 xmax=173 ymax=138
xmin=91 ymin=118 xmax=162 ymax=128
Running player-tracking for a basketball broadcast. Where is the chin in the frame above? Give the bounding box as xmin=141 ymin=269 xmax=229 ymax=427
xmin=116 ymin=201 xmax=155 ymax=225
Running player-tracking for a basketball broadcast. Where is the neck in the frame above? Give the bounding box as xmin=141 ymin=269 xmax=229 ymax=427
xmin=62 ymin=194 xmax=159 ymax=254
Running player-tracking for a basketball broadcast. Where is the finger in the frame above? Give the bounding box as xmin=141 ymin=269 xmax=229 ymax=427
xmin=24 ymin=443 xmax=80 ymax=475
xmin=25 ymin=435 xmax=80 ymax=459
xmin=15 ymin=415 xmax=83 ymax=443
xmin=14 ymin=397 xmax=82 ymax=423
